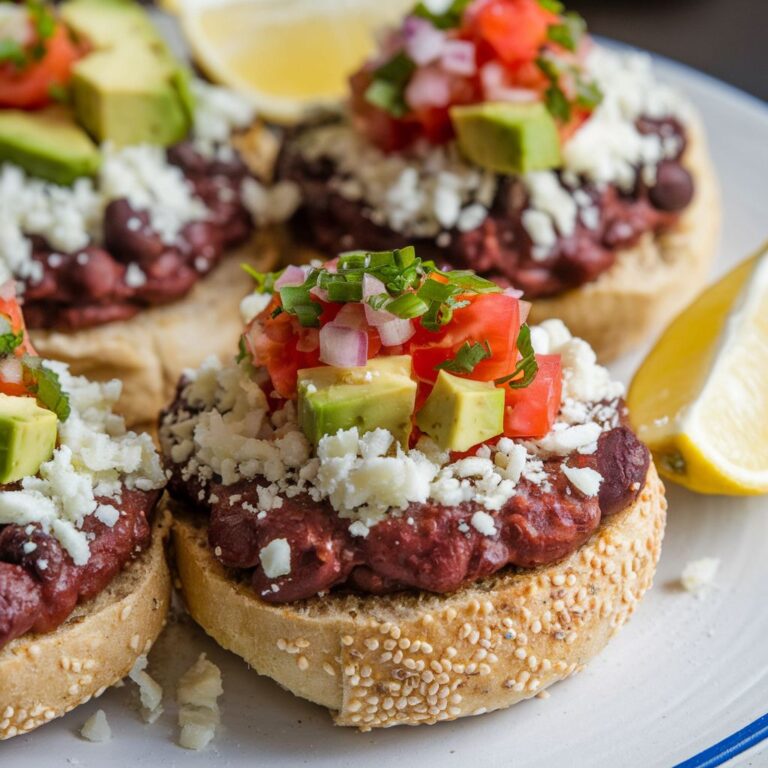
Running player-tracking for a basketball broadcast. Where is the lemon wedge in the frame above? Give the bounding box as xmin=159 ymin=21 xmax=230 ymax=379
xmin=628 ymin=242 xmax=768 ymax=495
xmin=178 ymin=0 xmax=414 ymax=124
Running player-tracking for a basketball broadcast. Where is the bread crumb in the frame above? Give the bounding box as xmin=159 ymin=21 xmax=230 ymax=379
xmin=177 ymin=654 xmax=223 ymax=751
xmin=80 ymin=709 xmax=111 ymax=742
xmin=128 ymin=655 xmax=164 ymax=723
xmin=681 ymin=557 xmax=720 ymax=593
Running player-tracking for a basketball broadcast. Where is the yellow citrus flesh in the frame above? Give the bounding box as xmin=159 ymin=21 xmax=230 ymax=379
xmin=629 ymin=242 xmax=768 ymax=495
xmin=180 ymin=0 xmax=414 ymax=124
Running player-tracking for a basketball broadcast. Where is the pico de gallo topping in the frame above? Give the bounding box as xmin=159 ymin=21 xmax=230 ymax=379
xmin=0 ymin=1 xmax=81 ymax=109
xmin=242 ymin=248 xmax=561 ymax=440
xmin=0 ymin=281 xmax=70 ymax=419
xmin=349 ymin=0 xmax=602 ymax=151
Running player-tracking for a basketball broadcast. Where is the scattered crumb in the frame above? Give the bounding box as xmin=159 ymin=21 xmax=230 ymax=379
xmin=177 ymin=653 xmax=223 ymax=751
xmin=128 ymin=655 xmax=164 ymax=723
xmin=80 ymin=709 xmax=111 ymax=743
xmin=535 ymin=690 xmax=551 ymax=700
xmin=681 ymin=557 xmax=720 ymax=594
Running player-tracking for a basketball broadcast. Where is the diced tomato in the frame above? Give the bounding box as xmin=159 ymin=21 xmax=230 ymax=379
xmin=245 ymin=297 xmax=321 ymax=399
xmin=0 ymin=24 xmax=81 ymax=109
xmin=501 ymin=354 xmax=562 ymax=439
xmin=408 ymin=293 xmax=521 ymax=384
xmin=0 ymin=284 xmax=35 ymax=357
xmin=473 ymin=0 xmax=556 ymax=67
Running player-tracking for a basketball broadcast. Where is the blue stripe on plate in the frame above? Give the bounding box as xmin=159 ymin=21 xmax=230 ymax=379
xmin=673 ymin=713 xmax=768 ymax=768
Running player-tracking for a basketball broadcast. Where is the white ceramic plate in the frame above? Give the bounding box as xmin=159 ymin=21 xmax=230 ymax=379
xmin=3 ymin=42 xmax=768 ymax=768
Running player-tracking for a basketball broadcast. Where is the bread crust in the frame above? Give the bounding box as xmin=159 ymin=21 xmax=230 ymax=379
xmin=0 ymin=511 xmax=172 ymax=740
xmin=171 ymin=463 xmax=666 ymax=729
xmin=528 ymin=115 xmax=720 ymax=361
xmin=30 ymin=233 xmax=279 ymax=429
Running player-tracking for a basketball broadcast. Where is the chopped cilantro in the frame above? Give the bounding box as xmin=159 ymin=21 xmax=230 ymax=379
xmin=544 ymin=82 xmax=572 ymax=123
xmin=236 ymin=334 xmax=248 ymax=363
xmin=0 ymin=330 xmax=24 ymax=357
xmin=547 ymin=12 xmax=587 ymax=53
xmin=241 ymin=262 xmax=280 ymax=293
xmin=537 ymin=0 xmax=564 ymax=12
xmin=364 ymin=52 xmax=416 ymax=117
xmin=575 ymin=76 xmax=603 ymax=109
xmin=495 ymin=325 xmax=539 ymax=390
xmin=0 ymin=39 xmax=27 ymax=67
xmin=22 ymin=356 xmax=70 ymax=421
xmin=435 ymin=340 xmax=492 ymax=374
xmin=412 ymin=0 xmax=472 ymax=30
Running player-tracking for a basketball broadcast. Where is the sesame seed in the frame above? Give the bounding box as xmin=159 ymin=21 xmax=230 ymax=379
xmin=341 ymin=635 xmax=354 ymax=646
xmin=552 ymin=573 xmax=566 ymax=586
xmin=297 ymin=656 xmax=309 ymax=671
xmin=380 ymin=652 xmax=393 ymax=663
xmin=364 ymin=638 xmax=379 ymax=651
xmin=514 ymin=648 xmax=527 ymax=660
xmin=323 ymin=662 xmax=336 ymax=676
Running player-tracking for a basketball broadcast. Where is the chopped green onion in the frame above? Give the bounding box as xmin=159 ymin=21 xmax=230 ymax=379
xmin=385 ymin=293 xmax=430 ymax=320
xmin=547 ymin=12 xmax=586 ymax=52
xmin=494 ymin=325 xmax=539 ymax=390
xmin=292 ymin=303 xmax=323 ymax=327
xmin=365 ymin=52 xmax=416 ymax=117
xmin=442 ymin=270 xmax=502 ymax=294
xmin=327 ymin=278 xmax=363 ymax=303
xmin=417 ymin=278 xmax=460 ymax=304
xmin=537 ymin=0 xmax=564 ymax=12
xmin=413 ymin=0 xmax=472 ymax=30
xmin=0 ymin=329 xmax=23 ymax=357
xmin=435 ymin=340 xmax=492 ymax=374
xmin=241 ymin=263 xmax=281 ymax=293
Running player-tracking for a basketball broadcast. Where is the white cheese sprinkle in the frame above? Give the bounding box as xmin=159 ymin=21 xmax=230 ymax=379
xmin=177 ymin=654 xmax=223 ymax=751
xmin=80 ymin=710 xmax=111 ymax=743
xmin=470 ymin=510 xmax=497 ymax=537
xmin=259 ymin=538 xmax=292 ymax=578
xmin=681 ymin=558 xmax=720 ymax=594
xmin=561 ymin=464 xmax=603 ymax=497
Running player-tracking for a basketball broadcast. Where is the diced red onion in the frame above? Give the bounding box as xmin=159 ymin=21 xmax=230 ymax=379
xmin=362 ymin=274 xmax=394 ymax=326
xmin=503 ymin=286 xmax=524 ymax=299
xmin=519 ymin=300 xmax=532 ymax=323
xmin=319 ymin=324 xmax=369 ymax=367
xmin=480 ymin=62 xmax=538 ymax=103
xmin=309 ymin=285 xmax=329 ymax=302
xmin=403 ymin=16 xmax=446 ymax=66
xmin=333 ymin=302 xmax=367 ymax=329
xmin=441 ymin=40 xmax=476 ymax=76
xmin=378 ymin=317 xmax=415 ymax=347
xmin=0 ymin=356 xmax=22 ymax=384
xmin=274 ymin=264 xmax=307 ymax=289
xmin=296 ymin=328 xmax=319 ymax=353
xmin=405 ymin=66 xmax=452 ymax=111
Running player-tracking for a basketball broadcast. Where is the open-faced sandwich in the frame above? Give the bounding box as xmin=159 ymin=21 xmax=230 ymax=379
xmin=0 ymin=285 xmax=169 ymax=738
xmin=160 ymin=246 xmax=667 ymax=729
xmin=0 ymin=0 xmax=295 ymax=426
xmin=277 ymin=0 xmax=719 ymax=360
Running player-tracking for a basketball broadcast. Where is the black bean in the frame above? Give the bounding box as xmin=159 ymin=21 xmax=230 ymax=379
xmin=649 ymin=161 xmax=694 ymax=212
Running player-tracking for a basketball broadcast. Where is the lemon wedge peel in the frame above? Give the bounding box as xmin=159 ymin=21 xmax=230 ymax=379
xmin=629 ymin=242 xmax=768 ymax=495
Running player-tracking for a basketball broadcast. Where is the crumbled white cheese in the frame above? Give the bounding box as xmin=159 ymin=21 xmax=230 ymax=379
xmin=192 ymin=79 xmax=255 ymax=146
xmin=129 ymin=655 xmax=164 ymax=723
xmin=80 ymin=710 xmax=111 ymax=743
xmin=681 ymin=558 xmax=720 ymax=593
xmin=177 ymin=654 xmax=223 ymax=751
xmin=562 ymin=464 xmax=603 ymax=497
xmin=0 ymin=362 xmax=165 ymax=564
xmin=470 ymin=510 xmax=497 ymax=537
xmin=259 ymin=537 xmax=292 ymax=578
xmin=296 ymin=123 xmax=497 ymax=239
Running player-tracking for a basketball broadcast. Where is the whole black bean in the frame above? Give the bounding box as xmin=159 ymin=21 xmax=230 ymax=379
xmin=649 ymin=161 xmax=694 ymax=212
xmin=103 ymin=199 xmax=165 ymax=266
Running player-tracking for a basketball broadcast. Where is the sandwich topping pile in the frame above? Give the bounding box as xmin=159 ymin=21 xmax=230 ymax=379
xmin=0 ymin=287 xmax=165 ymax=648
xmin=160 ymin=247 xmax=650 ymax=602
xmin=0 ymin=0 xmax=297 ymax=330
xmin=279 ymin=0 xmax=695 ymax=297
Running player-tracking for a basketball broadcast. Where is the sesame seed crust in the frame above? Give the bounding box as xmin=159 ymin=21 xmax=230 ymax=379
xmin=172 ymin=464 xmax=666 ymax=729
xmin=0 ymin=512 xmax=172 ymax=740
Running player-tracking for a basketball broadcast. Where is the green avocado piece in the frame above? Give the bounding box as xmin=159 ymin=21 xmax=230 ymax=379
xmin=450 ymin=102 xmax=562 ymax=175
xmin=0 ymin=394 xmax=58 ymax=485
xmin=62 ymin=0 xmax=193 ymax=147
xmin=0 ymin=107 xmax=100 ymax=185
xmin=416 ymin=370 xmax=504 ymax=452
xmin=298 ymin=356 xmax=417 ymax=448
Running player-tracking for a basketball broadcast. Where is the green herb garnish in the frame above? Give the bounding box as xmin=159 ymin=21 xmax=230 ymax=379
xmin=435 ymin=340 xmax=492 ymax=374
xmin=0 ymin=327 xmax=24 ymax=357
xmin=22 ymin=356 xmax=70 ymax=421
xmin=364 ymin=52 xmax=416 ymax=117
xmin=494 ymin=325 xmax=538 ymax=390
xmin=0 ymin=39 xmax=27 ymax=67
xmin=412 ymin=0 xmax=472 ymax=30
xmin=537 ymin=0 xmax=565 ymax=12
xmin=546 ymin=11 xmax=586 ymax=52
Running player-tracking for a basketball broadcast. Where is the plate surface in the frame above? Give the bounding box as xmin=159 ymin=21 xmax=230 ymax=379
xmin=3 ymin=45 xmax=768 ymax=768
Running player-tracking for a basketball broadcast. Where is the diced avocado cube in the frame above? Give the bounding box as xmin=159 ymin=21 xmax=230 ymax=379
xmin=416 ymin=370 xmax=504 ymax=452
xmin=450 ymin=102 xmax=562 ymax=175
xmin=298 ymin=356 xmax=417 ymax=448
xmin=62 ymin=0 xmax=162 ymax=49
xmin=0 ymin=107 xmax=100 ymax=185
xmin=71 ymin=44 xmax=192 ymax=147
xmin=0 ymin=394 xmax=58 ymax=485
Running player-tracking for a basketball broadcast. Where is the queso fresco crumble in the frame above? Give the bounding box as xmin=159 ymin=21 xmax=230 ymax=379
xmin=161 ymin=318 xmax=624 ymax=557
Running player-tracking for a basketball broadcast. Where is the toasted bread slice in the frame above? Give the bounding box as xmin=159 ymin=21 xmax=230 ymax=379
xmin=171 ymin=464 xmax=666 ymax=730
xmin=0 ymin=512 xmax=172 ymax=740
